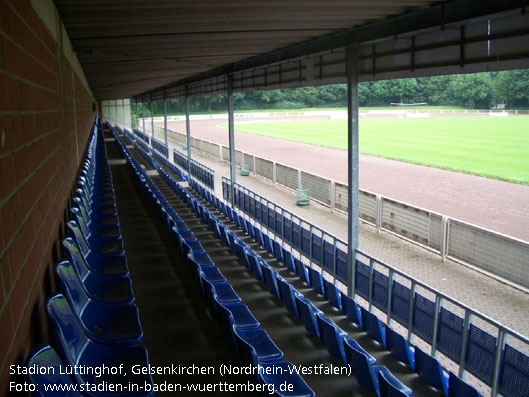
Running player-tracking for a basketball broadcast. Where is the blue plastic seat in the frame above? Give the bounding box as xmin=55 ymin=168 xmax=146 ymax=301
xmin=232 ymin=238 xmax=246 ymax=259
xmin=258 ymin=362 xmax=315 ymax=397
xmin=26 ymin=345 xmax=81 ymax=396
xmin=316 ymin=316 xmax=348 ymax=364
xmin=71 ymin=207 xmax=120 ymax=239
xmin=233 ymin=327 xmax=284 ymax=366
xmin=246 ymin=249 xmax=264 ymax=282
xmin=67 ymin=219 xmax=124 ymax=255
xmin=254 ymin=226 xmax=266 ymax=247
xmin=262 ymin=233 xmax=275 ymax=255
xmin=378 ymin=368 xmax=413 ymax=397
xmin=361 ymin=306 xmax=387 ymax=347
xmin=282 ymin=250 xmax=296 ymax=273
xmin=261 ymin=262 xmax=280 ymax=298
xmin=277 ymin=275 xmax=301 ymax=316
xmin=238 ymin=214 xmax=249 ymax=234
xmin=73 ymin=197 xmax=118 ymax=226
xmin=448 ymin=371 xmax=481 ymax=397
xmin=414 ymin=346 xmax=449 ymax=396
xmin=46 ymin=294 xmax=154 ymax=396
xmin=323 ymin=279 xmax=342 ymax=310
xmin=273 ymin=241 xmax=285 ymax=263
xmin=65 ymin=225 xmax=128 ymax=276
xmin=215 ymin=299 xmax=260 ymax=349
xmin=56 ymin=261 xmax=143 ymax=346
xmin=386 ymin=327 xmax=415 ymax=370
xmin=307 ymin=266 xmax=324 ymax=295
xmin=340 ymin=292 xmax=363 ymax=327
xmin=345 ymin=338 xmax=396 ymax=396
xmin=62 ymin=238 xmax=134 ymax=304
xmin=294 ymin=258 xmax=310 ymax=285
xmin=295 ymin=295 xmax=323 ymax=337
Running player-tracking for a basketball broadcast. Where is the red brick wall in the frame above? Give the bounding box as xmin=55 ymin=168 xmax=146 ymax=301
xmin=0 ymin=0 xmax=95 ymax=392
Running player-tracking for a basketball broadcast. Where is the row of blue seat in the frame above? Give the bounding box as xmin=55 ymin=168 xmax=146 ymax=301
xmin=192 ymin=179 xmax=484 ymax=397
xmin=112 ymin=125 xmax=315 ymax=396
xmin=172 ymin=148 xmax=215 ymax=190
xmin=225 ymin=177 xmax=529 ymax=397
xmin=26 ymin=120 xmax=154 ymax=396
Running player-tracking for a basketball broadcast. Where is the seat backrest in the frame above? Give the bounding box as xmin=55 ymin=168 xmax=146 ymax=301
xmin=46 ymin=294 xmax=89 ymax=365
xmin=294 ymin=258 xmax=310 ymax=285
xmin=323 ymin=279 xmax=342 ymax=310
xmin=233 ymin=328 xmax=284 ymax=367
xmin=340 ymin=292 xmax=363 ymax=327
xmin=307 ymin=267 xmax=324 ymax=295
xmin=67 ymin=221 xmax=91 ymax=256
xmin=56 ymin=261 xmax=90 ymax=314
xmin=361 ymin=306 xmax=387 ymax=347
xmin=295 ymin=295 xmax=322 ymax=337
xmin=378 ymin=367 xmax=413 ymax=397
xmin=262 ymin=233 xmax=274 ymax=254
xmin=246 ymin=250 xmax=264 ymax=282
xmin=261 ymin=262 xmax=280 ymax=298
xmin=273 ymin=241 xmax=284 ymax=263
xmin=277 ymin=276 xmax=298 ymax=315
xmin=344 ymin=339 xmax=378 ymax=392
xmin=386 ymin=327 xmax=415 ymax=370
xmin=26 ymin=345 xmax=81 ymax=396
xmin=282 ymin=250 xmax=296 ymax=273
xmin=316 ymin=316 xmax=348 ymax=364
xmin=448 ymin=371 xmax=481 ymax=397
xmin=62 ymin=238 xmax=91 ymax=280
xmin=414 ymin=346 xmax=449 ymax=395
xmin=71 ymin=207 xmax=91 ymax=238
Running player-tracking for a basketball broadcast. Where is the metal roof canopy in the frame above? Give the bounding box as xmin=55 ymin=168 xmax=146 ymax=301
xmin=54 ymin=0 xmax=529 ymax=101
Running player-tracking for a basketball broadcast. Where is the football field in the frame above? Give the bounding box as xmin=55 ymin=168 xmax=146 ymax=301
xmin=219 ymin=116 xmax=529 ymax=183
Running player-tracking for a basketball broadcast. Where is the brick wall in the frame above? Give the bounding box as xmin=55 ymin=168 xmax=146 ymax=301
xmin=0 ymin=0 xmax=95 ymax=392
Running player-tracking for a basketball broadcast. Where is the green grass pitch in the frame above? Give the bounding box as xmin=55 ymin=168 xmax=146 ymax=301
xmin=219 ymin=117 xmax=529 ymax=184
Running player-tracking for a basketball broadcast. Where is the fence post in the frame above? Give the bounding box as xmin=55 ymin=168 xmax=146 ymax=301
xmin=330 ymin=181 xmax=336 ymax=212
xmin=458 ymin=311 xmax=473 ymax=378
xmin=407 ymin=282 xmax=417 ymax=343
xmin=368 ymin=258 xmax=375 ymax=310
xmin=273 ymin=162 xmax=277 ymax=185
xmin=441 ymin=216 xmax=449 ymax=261
xmin=491 ymin=329 xmax=508 ymax=397
xmin=297 ymin=169 xmax=302 ymax=189
xmin=386 ymin=270 xmax=394 ymax=327
xmin=253 ymin=156 xmax=257 ymax=176
xmin=430 ymin=296 xmax=443 ymax=356
xmin=376 ymin=195 xmax=382 ymax=233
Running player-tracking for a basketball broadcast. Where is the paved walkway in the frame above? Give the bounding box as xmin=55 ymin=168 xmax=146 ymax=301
xmin=165 ymin=117 xmax=529 ymax=242
xmin=153 ymin=129 xmax=529 ymax=345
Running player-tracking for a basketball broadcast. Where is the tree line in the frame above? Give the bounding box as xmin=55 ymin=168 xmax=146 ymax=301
xmin=140 ymin=70 xmax=529 ymax=116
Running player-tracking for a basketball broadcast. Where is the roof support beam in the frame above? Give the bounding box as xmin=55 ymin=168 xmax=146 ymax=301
xmin=227 ymin=75 xmax=236 ymax=209
xmin=185 ymin=87 xmax=192 ymax=175
xmin=346 ymin=45 xmax=359 ymax=298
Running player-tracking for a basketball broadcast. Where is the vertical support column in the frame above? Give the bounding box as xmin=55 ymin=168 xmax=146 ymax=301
xmin=130 ymin=99 xmax=134 ymax=130
xmin=135 ymin=100 xmax=138 ymax=131
xmin=346 ymin=45 xmax=360 ymax=297
xmin=185 ymin=87 xmax=192 ymax=176
xmin=227 ymin=75 xmax=236 ymax=208
xmin=163 ymin=92 xmax=168 ymax=158
xmin=142 ymin=101 xmax=145 ymax=134
xmin=150 ymin=94 xmax=155 ymax=141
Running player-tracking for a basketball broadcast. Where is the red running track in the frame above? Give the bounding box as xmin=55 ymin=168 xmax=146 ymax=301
xmin=166 ymin=116 xmax=529 ymax=242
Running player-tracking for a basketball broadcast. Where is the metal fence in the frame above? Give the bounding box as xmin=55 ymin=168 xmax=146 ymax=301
xmin=222 ymin=176 xmax=529 ymax=397
xmin=173 ymin=149 xmax=215 ymax=190
xmin=165 ymin=126 xmax=529 ymax=292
